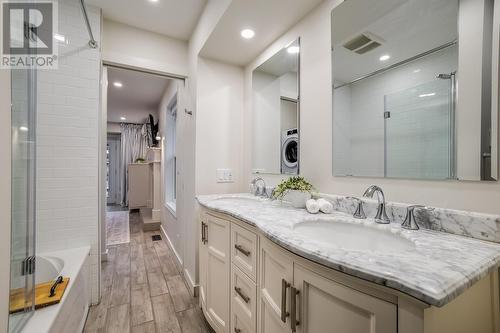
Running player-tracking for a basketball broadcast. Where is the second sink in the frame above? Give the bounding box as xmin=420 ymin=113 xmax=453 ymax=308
xmin=293 ymin=219 xmax=415 ymax=253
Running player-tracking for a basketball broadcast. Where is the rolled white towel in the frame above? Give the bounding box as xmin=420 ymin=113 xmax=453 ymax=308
xmin=317 ymin=198 xmax=333 ymax=214
xmin=305 ymin=199 xmax=320 ymax=214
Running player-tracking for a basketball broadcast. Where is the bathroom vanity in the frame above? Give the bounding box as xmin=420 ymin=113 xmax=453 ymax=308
xmin=197 ymin=194 xmax=500 ymax=333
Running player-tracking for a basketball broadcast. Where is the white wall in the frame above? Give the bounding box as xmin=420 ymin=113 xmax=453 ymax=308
xmin=0 ymin=69 xmax=11 ymax=333
xmin=182 ymin=0 xmax=233 ymax=293
xmin=244 ymin=0 xmax=500 ymax=215
xmin=36 ymin=0 xmax=101 ymax=303
xmin=102 ymin=19 xmax=189 ymax=77
xmin=107 ymin=122 xmax=121 ymax=133
xmin=196 ymin=57 xmax=245 ymax=195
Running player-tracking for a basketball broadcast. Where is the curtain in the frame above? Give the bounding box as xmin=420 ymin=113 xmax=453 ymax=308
xmin=120 ymin=123 xmax=149 ymax=206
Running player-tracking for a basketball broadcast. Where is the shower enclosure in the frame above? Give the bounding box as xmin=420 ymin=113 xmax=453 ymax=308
xmin=9 ymin=67 xmax=37 ymax=332
xmin=384 ymin=74 xmax=456 ymax=179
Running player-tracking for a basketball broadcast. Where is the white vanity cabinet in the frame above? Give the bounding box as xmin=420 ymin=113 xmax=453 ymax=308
xmin=199 ymin=212 xmax=231 ymax=332
xmin=199 ymin=207 xmax=500 ymax=333
xmin=258 ymin=237 xmax=397 ymax=333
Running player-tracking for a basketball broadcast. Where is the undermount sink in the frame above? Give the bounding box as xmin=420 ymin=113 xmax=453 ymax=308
xmin=213 ymin=196 xmax=264 ymax=204
xmin=293 ymin=219 xmax=415 ymax=253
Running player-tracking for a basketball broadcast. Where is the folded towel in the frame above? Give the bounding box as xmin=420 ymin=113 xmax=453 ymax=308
xmin=306 ymin=199 xmax=320 ymax=214
xmin=317 ymin=198 xmax=333 ymax=214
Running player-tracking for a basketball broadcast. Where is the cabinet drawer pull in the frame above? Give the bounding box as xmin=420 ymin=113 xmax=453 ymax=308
xmin=234 ymin=328 xmax=242 ymax=333
xmin=234 ymin=244 xmax=251 ymax=256
xmin=234 ymin=286 xmax=250 ymax=303
xmin=290 ymin=286 xmax=300 ymax=332
xmin=281 ymin=279 xmax=290 ymax=322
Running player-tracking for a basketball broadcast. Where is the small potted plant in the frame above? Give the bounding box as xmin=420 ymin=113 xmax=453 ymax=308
xmin=272 ymin=176 xmax=315 ymax=208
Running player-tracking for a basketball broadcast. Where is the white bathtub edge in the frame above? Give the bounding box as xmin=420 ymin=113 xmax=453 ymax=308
xmin=21 ymin=246 xmax=91 ymax=333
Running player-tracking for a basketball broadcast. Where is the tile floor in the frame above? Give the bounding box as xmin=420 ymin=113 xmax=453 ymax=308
xmin=83 ymin=212 xmax=212 ymax=333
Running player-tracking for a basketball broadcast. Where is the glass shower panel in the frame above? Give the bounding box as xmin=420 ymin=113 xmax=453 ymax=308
xmin=9 ymin=68 xmax=36 ymax=332
xmin=384 ymin=79 xmax=453 ymax=179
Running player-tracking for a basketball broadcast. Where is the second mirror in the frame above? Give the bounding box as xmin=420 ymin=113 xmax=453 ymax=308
xmin=252 ymin=38 xmax=300 ymax=175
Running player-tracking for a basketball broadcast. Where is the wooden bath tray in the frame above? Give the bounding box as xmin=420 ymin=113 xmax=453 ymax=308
xmin=9 ymin=277 xmax=70 ymax=314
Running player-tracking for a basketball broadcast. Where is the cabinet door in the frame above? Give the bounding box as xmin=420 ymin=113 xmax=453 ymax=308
xmin=258 ymin=238 xmax=293 ymax=333
xmin=293 ymin=263 xmax=397 ymax=333
xmin=206 ymin=214 xmax=231 ymax=332
xmin=199 ymin=216 xmax=208 ymax=309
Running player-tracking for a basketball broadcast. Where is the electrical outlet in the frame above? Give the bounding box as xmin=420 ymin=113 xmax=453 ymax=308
xmin=216 ymin=168 xmax=234 ymax=183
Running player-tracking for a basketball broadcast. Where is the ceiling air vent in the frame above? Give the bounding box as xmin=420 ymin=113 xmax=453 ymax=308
xmin=343 ymin=33 xmax=382 ymax=54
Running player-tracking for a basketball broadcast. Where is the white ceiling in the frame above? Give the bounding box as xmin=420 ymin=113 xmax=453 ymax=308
xmin=87 ymin=0 xmax=207 ymax=40
xmin=332 ymin=0 xmax=458 ymax=84
xmin=200 ymin=0 xmax=324 ymax=66
xmin=107 ymin=67 xmax=171 ymax=123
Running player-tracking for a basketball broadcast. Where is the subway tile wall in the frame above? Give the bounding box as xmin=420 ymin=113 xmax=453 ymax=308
xmin=36 ymin=0 xmax=101 ymax=304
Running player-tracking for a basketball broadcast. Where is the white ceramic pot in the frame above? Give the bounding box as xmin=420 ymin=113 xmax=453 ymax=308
xmin=284 ymin=190 xmax=312 ymax=208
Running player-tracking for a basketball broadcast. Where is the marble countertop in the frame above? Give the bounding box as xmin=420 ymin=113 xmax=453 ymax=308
xmin=196 ymin=193 xmax=500 ymax=307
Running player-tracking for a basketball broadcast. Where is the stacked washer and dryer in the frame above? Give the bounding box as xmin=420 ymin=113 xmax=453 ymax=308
xmin=281 ymin=128 xmax=298 ymax=174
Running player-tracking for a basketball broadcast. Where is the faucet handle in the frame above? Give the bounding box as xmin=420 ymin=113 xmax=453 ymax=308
xmin=402 ymin=205 xmax=426 ymax=230
xmin=347 ymin=197 xmax=366 ymax=219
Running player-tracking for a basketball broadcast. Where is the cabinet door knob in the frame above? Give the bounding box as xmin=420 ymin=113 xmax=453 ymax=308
xmin=201 ymin=222 xmax=205 ymax=242
xmin=234 ymin=244 xmax=251 ymax=256
xmin=281 ymin=279 xmax=290 ymax=322
xmin=234 ymin=328 xmax=242 ymax=333
xmin=203 ymin=223 xmax=208 ymax=244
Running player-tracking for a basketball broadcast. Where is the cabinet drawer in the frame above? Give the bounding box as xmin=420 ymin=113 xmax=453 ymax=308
xmin=231 ymin=222 xmax=258 ymax=281
xmin=231 ymin=264 xmax=257 ymax=332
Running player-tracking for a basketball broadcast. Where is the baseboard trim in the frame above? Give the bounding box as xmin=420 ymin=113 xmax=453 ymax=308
xmin=184 ymin=267 xmax=199 ymax=297
xmin=159 ymin=225 xmax=199 ymax=296
xmin=160 ymin=225 xmax=183 ymax=268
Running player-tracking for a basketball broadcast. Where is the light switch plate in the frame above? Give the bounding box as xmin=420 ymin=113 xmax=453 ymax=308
xmin=216 ymin=168 xmax=234 ymax=183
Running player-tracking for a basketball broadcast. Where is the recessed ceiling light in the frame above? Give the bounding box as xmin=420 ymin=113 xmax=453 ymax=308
xmin=287 ymin=46 xmax=300 ymax=54
xmin=379 ymin=54 xmax=390 ymax=61
xmin=149 ymin=0 xmax=159 ymax=2
xmin=19 ymin=126 xmax=28 ymax=132
xmin=120 ymin=116 xmax=127 ymax=121
xmin=413 ymin=69 xmax=421 ymax=73
xmin=113 ymin=82 xmax=123 ymax=88
xmin=419 ymin=93 xmax=436 ymax=98
xmin=241 ymin=29 xmax=255 ymax=39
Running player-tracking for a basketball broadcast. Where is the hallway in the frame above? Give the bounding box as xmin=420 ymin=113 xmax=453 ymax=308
xmin=84 ymin=212 xmax=211 ymax=333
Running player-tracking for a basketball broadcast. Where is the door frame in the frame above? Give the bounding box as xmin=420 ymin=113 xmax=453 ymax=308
xmin=98 ymin=61 xmax=187 ymax=300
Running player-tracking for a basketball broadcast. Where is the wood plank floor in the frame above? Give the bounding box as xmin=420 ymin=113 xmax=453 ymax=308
xmin=84 ymin=212 xmax=212 ymax=333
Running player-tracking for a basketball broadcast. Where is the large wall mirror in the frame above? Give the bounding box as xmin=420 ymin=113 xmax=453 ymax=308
xmin=252 ymin=38 xmax=300 ymax=175
xmin=332 ymin=0 xmax=499 ymax=181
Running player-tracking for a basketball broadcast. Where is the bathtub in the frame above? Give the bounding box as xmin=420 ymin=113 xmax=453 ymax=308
xmin=21 ymin=246 xmax=91 ymax=333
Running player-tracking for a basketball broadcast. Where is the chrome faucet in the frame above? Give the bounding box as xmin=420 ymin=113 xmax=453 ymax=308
xmin=362 ymin=185 xmax=390 ymax=224
xmin=251 ymin=177 xmax=268 ymax=197
xmin=401 ymin=205 xmax=424 ymax=230
xmin=347 ymin=197 xmax=366 ymax=219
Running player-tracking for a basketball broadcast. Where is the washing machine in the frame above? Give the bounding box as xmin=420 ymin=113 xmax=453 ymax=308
xmin=281 ymin=128 xmax=298 ymax=174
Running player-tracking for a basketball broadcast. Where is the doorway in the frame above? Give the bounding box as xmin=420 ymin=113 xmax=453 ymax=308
xmin=99 ymin=63 xmax=187 ymax=284
xmin=106 ymin=134 xmax=121 ymax=206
